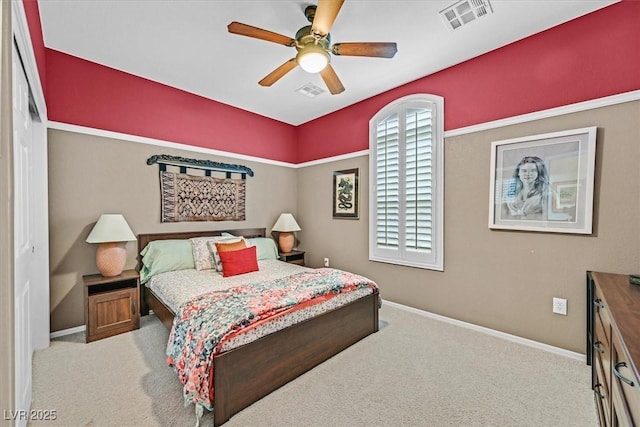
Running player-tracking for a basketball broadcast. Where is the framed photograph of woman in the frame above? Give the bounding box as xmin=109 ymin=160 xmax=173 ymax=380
xmin=488 ymin=127 xmax=597 ymax=234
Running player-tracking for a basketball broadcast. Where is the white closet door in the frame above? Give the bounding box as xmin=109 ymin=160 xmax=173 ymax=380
xmin=13 ymin=41 xmax=33 ymax=426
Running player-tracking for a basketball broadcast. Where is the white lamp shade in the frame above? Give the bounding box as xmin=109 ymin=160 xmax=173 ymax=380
xmin=272 ymin=213 xmax=301 ymax=232
xmin=86 ymin=214 xmax=136 ymax=243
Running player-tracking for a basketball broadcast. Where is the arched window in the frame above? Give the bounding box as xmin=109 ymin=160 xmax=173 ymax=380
xmin=369 ymin=94 xmax=444 ymax=270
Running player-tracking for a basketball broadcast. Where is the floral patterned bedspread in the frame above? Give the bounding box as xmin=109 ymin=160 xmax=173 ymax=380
xmin=148 ymin=259 xmax=311 ymax=313
xmin=166 ymin=268 xmax=379 ymax=411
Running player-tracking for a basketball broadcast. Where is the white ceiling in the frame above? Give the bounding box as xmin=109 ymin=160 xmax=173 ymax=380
xmin=38 ymin=0 xmax=617 ymax=126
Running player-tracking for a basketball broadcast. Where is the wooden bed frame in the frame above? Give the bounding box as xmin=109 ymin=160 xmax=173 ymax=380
xmin=137 ymin=228 xmax=380 ymax=426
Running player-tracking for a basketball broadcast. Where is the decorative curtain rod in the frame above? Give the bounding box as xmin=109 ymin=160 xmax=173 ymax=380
xmin=147 ymin=154 xmax=254 ymax=177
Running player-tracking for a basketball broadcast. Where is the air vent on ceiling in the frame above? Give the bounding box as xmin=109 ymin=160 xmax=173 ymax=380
xmin=296 ymin=82 xmax=325 ymax=98
xmin=439 ymin=0 xmax=493 ymax=31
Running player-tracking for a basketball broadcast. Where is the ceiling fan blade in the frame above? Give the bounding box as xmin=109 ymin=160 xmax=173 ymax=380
xmin=319 ymin=64 xmax=345 ymax=95
xmin=331 ymin=42 xmax=398 ymax=58
xmin=311 ymin=0 xmax=345 ymax=37
xmin=258 ymin=59 xmax=298 ymax=87
xmin=228 ymin=22 xmax=295 ymax=46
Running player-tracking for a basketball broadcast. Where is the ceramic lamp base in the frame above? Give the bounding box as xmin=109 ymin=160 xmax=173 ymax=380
xmin=278 ymin=232 xmax=295 ymax=253
xmin=96 ymin=241 xmax=127 ymax=277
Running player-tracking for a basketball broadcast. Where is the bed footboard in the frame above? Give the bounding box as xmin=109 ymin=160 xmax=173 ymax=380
xmin=138 ymin=227 xmax=380 ymax=427
xmin=212 ymin=290 xmax=379 ymax=426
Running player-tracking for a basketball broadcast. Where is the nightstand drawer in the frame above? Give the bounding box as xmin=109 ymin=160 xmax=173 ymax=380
xmin=87 ymin=288 xmax=138 ymax=341
xmin=279 ymin=250 xmax=305 ymax=266
xmin=84 ymin=270 xmax=140 ymax=343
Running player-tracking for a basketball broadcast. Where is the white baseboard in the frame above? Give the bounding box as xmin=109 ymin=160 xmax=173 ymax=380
xmin=49 ymin=325 xmax=85 ymax=339
xmin=49 ymin=302 xmax=585 ymax=361
xmin=49 ymin=311 xmax=157 ymax=339
xmin=382 ymin=299 xmax=586 ymax=362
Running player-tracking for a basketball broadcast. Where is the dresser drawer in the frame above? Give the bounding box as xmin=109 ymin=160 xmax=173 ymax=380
xmin=588 ymin=271 xmax=640 ymax=427
xmin=594 ymin=310 xmax=611 ymax=389
xmin=594 ymin=352 xmax=610 ymax=426
xmin=612 ymin=330 xmax=640 ymax=424
xmin=594 ymin=284 xmax=611 ymax=338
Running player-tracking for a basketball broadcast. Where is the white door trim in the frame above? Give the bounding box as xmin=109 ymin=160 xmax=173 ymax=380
xmin=13 ymin=41 xmax=33 ymax=427
xmin=11 ymin=2 xmax=46 ymax=119
xmin=10 ymin=4 xmax=50 ymax=426
xmin=12 ymin=0 xmax=49 ymax=352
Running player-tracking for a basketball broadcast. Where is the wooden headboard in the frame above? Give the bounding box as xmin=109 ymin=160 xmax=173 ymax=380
xmin=137 ymin=227 xmax=266 ymax=267
xmin=136 ymin=228 xmax=266 ymax=317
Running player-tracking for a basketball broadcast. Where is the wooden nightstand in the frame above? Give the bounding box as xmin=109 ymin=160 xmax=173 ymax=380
xmin=279 ymin=250 xmax=305 ymax=266
xmin=83 ymin=269 xmax=140 ymax=343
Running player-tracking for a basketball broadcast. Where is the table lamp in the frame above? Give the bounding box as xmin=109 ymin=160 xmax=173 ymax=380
xmin=86 ymin=214 xmax=136 ymax=277
xmin=272 ymin=213 xmax=301 ymax=253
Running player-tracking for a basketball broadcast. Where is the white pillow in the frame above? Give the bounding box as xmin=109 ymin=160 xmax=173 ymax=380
xmin=190 ymin=235 xmax=242 ymax=271
xmin=207 ymin=238 xmax=246 ymax=272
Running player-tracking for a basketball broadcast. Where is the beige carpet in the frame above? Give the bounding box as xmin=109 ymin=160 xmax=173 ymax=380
xmin=29 ymin=304 xmax=598 ymax=427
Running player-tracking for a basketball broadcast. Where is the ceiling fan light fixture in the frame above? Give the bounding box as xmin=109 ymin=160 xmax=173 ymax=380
xmin=296 ymin=44 xmax=329 ymax=73
xmin=228 ymin=1 xmax=397 ymax=94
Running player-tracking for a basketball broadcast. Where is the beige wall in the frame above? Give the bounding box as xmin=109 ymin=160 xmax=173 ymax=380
xmin=297 ymin=101 xmax=640 ymax=353
xmin=48 ymin=101 xmax=640 ymax=351
xmin=48 ymin=129 xmax=299 ymax=332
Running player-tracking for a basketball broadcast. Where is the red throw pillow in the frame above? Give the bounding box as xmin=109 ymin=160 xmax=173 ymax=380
xmin=218 ymin=246 xmax=259 ymax=277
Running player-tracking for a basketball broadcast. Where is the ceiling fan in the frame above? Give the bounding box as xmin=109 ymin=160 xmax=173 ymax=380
xmin=227 ymin=0 xmax=398 ymax=95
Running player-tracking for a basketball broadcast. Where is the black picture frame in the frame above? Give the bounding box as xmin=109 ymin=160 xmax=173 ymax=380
xmin=332 ymin=168 xmax=359 ymax=219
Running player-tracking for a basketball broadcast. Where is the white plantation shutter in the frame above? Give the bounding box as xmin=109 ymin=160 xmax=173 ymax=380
xmin=376 ymin=113 xmax=399 ymax=249
xmin=405 ymin=108 xmax=433 ymax=253
xmin=369 ymin=95 xmax=444 ymax=270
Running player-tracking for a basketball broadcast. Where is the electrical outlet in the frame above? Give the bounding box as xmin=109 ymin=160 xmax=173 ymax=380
xmin=323 ymin=257 xmax=330 ymax=267
xmin=553 ymin=297 xmax=567 ymax=315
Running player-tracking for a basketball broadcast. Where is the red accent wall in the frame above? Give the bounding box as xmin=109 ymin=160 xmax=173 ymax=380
xmin=25 ymin=1 xmax=640 ymax=164
xmin=24 ymin=0 xmax=298 ymax=162
xmin=45 ymin=50 xmax=298 ymax=163
xmin=22 ymin=0 xmax=47 ymax=98
xmin=296 ymin=1 xmax=640 ymax=163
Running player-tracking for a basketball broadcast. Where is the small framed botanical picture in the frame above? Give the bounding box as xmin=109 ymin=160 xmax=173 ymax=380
xmin=488 ymin=127 xmax=597 ymax=234
xmin=332 ymin=168 xmax=359 ymax=219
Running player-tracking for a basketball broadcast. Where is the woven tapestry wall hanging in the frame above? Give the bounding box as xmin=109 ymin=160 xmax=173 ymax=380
xmin=147 ymin=154 xmax=254 ymax=223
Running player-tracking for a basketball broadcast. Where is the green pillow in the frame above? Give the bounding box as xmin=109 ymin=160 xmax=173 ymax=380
xmin=246 ymin=237 xmax=280 ymax=261
xmin=140 ymin=239 xmax=195 ymax=283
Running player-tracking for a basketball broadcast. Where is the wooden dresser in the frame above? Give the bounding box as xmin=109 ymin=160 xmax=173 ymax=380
xmin=587 ymin=271 xmax=640 ymax=426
